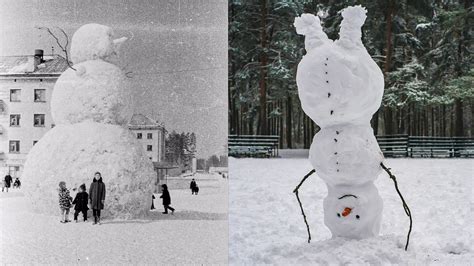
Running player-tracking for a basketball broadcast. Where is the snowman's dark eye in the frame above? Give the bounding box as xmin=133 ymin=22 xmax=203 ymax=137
xmin=337 ymin=213 xmax=341 ymax=217
xmin=356 ymin=215 xmax=360 ymax=219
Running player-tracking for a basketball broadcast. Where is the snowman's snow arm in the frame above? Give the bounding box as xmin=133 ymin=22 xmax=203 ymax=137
xmin=380 ymin=162 xmax=413 ymax=251
xmin=293 ymin=169 xmax=316 ymax=243
xmin=294 ymin=14 xmax=329 ymax=52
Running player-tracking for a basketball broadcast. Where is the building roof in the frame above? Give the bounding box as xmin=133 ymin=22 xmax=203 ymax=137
xmin=0 ymin=55 xmax=69 ymax=77
xmin=128 ymin=114 xmax=164 ymax=130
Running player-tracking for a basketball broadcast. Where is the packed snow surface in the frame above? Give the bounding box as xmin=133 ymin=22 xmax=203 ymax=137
xmin=51 ymin=60 xmax=133 ymax=125
xmin=1 ymin=173 xmax=228 ymax=264
xmin=309 ymin=124 xmax=383 ymax=186
xmin=70 ymin=23 xmax=126 ymax=65
xmin=229 ymin=156 xmax=473 ymax=265
xmin=22 ymin=121 xmax=155 ymax=219
xmin=295 ymin=6 xmax=383 ymax=127
xmin=295 ymin=5 xmax=386 ymax=240
xmin=22 ymin=23 xmax=152 ymax=219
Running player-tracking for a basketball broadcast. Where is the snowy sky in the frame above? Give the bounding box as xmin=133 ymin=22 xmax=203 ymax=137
xmin=0 ymin=0 xmax=228 ymax=158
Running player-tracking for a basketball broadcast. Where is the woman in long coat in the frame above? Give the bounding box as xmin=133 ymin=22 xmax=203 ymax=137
xmin=89 ymin=172 xmax=106 ymax=225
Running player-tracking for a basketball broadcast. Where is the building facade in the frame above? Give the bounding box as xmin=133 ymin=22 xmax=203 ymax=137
xmin=128 ymin=114 xmax=166 ymax=163
xmin=0 ymin=50 xmax=68 ymax=177
xmin=0 ymin=50 xmax=166 ymax=178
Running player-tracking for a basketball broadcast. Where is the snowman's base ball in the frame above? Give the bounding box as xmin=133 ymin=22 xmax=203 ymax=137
xmin=22 ymin=121 xmax=156 ymax=219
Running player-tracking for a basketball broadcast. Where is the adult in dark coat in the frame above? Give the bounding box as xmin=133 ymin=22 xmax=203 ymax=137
xmin=73 ymin=184 xmax=89 ymax=222
xmin=89 ymin=172 xmax=106 ymax=225
xmin=3 ymin=174 xmax=12 ymax=192
xmin=190 ymin=179 xmax=198 ymax=195
xmin=160 ymin=184 xmax=175 ymax=214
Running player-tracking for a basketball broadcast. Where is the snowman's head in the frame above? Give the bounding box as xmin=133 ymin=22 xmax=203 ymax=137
xmin=323 ymin=183 xmax=383 ymax=239
xmin=70 ymin=23 xmax=127 ymax=65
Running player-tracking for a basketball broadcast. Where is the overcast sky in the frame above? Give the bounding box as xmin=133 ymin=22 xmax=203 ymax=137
xmin=0 ymin=0 xmax=228 ymax=158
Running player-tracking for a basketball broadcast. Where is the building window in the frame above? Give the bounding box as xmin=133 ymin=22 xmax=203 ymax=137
xmin=147 ymin=145 xmax=153 ymax=151
xmin=9 ymin=141 xmax=20 ymax=153
xmin=137 ymin=133 xmax=142 ymax=139
xmin=0 ymin=100 xmax=5 ymax=114
xmin=33 ymin=140 xmax=38 ymax=146
xmin=10 ymin=89 xmax=21 ymax=102
xmin=34 ymin=89 xmax=46 ymax=102
xmin=10 ymin=114 xmax=20 ymax=126
xmin=147 ymin=133 xmax=153 ymax=139
xmin=34 ymin=114 xmax=45 ymax=127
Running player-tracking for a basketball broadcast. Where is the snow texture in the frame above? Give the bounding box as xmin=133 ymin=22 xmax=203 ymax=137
xmin=51 ymin=60 xmax=133 ymax=125
xmin=22 ymin=121 xmax=156 ymax=219
xmin=324 ymin=183 xmax=383 ymax=239
xmin=295 ymin=5 xmax=385 ymax=239
xmin=1 ymin=174 xmax=228 ymax=264
xmin=70 ymin=24 xmax=127 ymax=65
xmin=21 ymin=23 xmax=154 ymax=219
xmin=309 ymin=124 xmax=383 ymax=186
xmin=229 ymin=156 xmax=473 ymax=265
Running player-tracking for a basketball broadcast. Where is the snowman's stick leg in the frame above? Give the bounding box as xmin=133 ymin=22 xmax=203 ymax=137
xmin=293 ymin=169 xmax=316 ymax=243
xmin=381 ymin=162 xmax=412 ymax=251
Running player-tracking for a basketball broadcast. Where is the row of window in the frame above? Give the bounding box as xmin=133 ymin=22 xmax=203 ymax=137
xmin=9 ymin=89 xmax=46 ymax=102
xmin=8 ymin=140 xmax=38 ymax=153
xmin=10 ymin=114 xmax=47 ymax=127
xmin=8 ymin=140 xmax=151 ymax=153
xmin=137 ymin=133 xmax=154 ymax=139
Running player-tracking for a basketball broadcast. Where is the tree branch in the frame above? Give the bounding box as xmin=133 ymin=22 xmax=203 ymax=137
xmin=381 ymin=162 xmax=412 ymax=251
xmin=36 ymin=26 xmax=76 ymax=71
xmin=293 ymin=169 xmax=316 ymax=243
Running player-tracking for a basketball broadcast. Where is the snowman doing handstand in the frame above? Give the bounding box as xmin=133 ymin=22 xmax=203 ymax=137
xmin=292 ymin=6 xmax=412 ymax=249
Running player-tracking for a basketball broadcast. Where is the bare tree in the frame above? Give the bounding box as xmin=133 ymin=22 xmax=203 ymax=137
xmin=36 ymin=26 xmax=76 ymax=71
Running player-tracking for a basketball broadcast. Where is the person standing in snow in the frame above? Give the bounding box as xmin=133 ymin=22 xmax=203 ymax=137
xmin=89 ymin=172 xmax=106 ymax=225
xmin=13 ymin=177 xmax=21 ymax=189
xmin=190 ymin=179 xmax=198 ymax=195
xmin=160 ymin=184 xmax=175 ymax=214
xmin=72 ymin=184 xmax=89 ymax=222
xmin=3 ymin=174 xmax=12 ymax=192
xmin=58 ymin=181 xmax=73 ymax=223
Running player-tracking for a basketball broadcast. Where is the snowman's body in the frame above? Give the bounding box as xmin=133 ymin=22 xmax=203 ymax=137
xmin=295 ymin=6 xmax=385 ymax=239
xmin=22 ymin=24 xmax=155 ymax=219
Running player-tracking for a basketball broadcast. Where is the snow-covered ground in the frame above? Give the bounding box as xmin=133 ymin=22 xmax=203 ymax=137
xmin=0 ymin=173 xmax=228 ymax=264
xmin=229 ymin=156 xmax=473 ymax=265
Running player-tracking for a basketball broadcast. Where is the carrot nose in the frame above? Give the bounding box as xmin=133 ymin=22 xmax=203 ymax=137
xmin=341 ymin=207 xmax=352 ymax=217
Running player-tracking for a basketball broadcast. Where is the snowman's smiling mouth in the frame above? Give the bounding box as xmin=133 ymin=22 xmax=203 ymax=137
xmin=338 ymin=194 xmax=358 ymax=200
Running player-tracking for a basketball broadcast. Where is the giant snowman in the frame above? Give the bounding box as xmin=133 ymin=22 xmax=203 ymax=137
xmin=294 ymin=6 xmax=385 ymax=239
xmin=22 ymin=24 xmax=156 ymax=219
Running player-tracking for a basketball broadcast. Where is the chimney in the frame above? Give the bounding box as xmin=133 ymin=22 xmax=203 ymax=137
xmin=34 ymin=49 xmax=44 ymax=67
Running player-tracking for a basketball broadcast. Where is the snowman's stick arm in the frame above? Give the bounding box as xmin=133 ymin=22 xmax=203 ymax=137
xmin=381 ymin=162 xmax=412 ymax=251
xmin=293 ymin=169 xmax=316 ymax=243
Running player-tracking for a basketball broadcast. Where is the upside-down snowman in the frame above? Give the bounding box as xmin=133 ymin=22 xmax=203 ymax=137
xmin=22 ymin=24 xmax=156 ymax=219
xmin=293 ymin=6 xmax=411 ymax=247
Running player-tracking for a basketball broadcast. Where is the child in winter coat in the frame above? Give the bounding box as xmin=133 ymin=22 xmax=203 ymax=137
xmin=58 ymin=181 xmax=73 ymax=223
xmin=72 ymin=184 xmax=89 ymax=222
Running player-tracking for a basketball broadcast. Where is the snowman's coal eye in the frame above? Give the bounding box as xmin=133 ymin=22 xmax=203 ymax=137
xmin=337 ymin=213 xmax=341 ymax=217
xmin=356 ymin=215 xmax=360 ymax=219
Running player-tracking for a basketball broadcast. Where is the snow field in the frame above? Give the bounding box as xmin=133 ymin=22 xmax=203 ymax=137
xmin=229 ymin=157 xmax=473 ymax=265
xmin=0 ymin=174 xmax=228 ymax=264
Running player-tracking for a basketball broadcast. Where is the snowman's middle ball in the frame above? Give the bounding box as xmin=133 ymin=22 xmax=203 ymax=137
xmin=51 ymin=60 xmax=133 ymax=125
